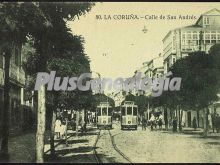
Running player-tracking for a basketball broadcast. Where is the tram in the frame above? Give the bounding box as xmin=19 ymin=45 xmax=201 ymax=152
xmin=121 ymin=101 xmax=138 ymax=130
xmin=96 ymin=102 xmax=113 ymax=129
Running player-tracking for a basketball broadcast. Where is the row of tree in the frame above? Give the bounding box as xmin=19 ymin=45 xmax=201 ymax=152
xmin=150 ymin=45 xmax=220 ymax=135
xmin=121 ymin=45 xmax=220 ymax=136
xmin=0 ymin=2 xmax=95 ymax=162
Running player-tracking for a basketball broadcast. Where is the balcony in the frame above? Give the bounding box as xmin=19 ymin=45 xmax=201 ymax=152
xmin=0 ymin=64 xmax=25 ymax=86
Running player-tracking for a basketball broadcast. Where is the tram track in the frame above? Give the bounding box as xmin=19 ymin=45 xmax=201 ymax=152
xmin=93 ymin=129 xmax=102 ymax=163
xmin=93 ymin=126 xmax=133 ymax=164
xmin=108 ymin=129 xmax=133 ymax=164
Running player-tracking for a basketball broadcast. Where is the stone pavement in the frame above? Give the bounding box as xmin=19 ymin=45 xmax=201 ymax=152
xmin=114 ymin=125 xmax=220 ymax=163
xmin=44 ymin=124 xmax=99 ymax=163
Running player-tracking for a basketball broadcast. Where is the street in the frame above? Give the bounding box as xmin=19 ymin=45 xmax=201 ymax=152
xmin=44 ymin=122 xmax=220 ymax=163
xmin=112 ymin=123 xmax=220 ymax=163
xmin=1 ymin=3 xmax=220 ymax=163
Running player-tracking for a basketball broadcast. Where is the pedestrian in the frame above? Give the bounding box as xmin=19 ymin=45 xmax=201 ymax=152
xmin=158 ymin=113 xmax=163 ymax=131
xmin=149 ymin=113 xmax=156 ymax=131
xmin=142 ymin=116 xmax=147 ymax=131
xmin=208 ymin=112 xmax=212 ymax=130
xmin=60 ymin=120 xmax=67 ymax=140
xmin=192 ymin=116 xmax=197 ymax=130
xmin=172 ymin=116 xmax=177 ymax=132
xmin=155 ymin=116 xmax=159 ymax=130
xmin=216 ymin=114 xmax=220 ymax=133
xmin=211 ymin=111 xmax=217 ymax=133
xmin=55 ymin=117 xmax=62 ymax=139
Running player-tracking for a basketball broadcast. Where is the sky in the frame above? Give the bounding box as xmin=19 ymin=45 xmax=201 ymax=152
xmin=68 ymin=2 xmax=220 ymax=80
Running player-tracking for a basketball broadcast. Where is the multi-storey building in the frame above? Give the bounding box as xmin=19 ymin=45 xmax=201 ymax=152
xmin=162 ymin=8 xmax=220 ymax=128
xmin=163 ymin=8 xmax=220 ymax=73
xmin=136 ymin=54 xmax=164 ymax=79
xmin=0 ymin=43 xmax=33 ymax=133
xmin=134 ymin=54 xmax=164 ymax=99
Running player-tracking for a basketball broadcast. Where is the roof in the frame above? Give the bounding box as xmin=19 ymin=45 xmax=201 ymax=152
xmin=201 ymin=8 xmax=220 ymax=16
xmin=196 ymin=8 xmax=220 ymax=25
xmin=163 ymin=9 xmax=220 ymax=42
xmin=163 ymin=24 xmax=203 ymax=41
xmin=177 ymin=24 xmax=203 ymax=29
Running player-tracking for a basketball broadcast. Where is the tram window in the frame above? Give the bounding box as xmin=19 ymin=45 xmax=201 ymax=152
xmin=97 ymin=108 xmax=101 ymax=116
xmin=102 ymin=107 xmax=107 ymax=116
xmin=127 ymin=107 xmax=132 ymax=115
xmin=133 ymin=107 xmax=137 ymax=116
xmin=122 ymin=107 xmax=126 ymax=116
xmin=108 ymin=108 xmax=112 ymax=116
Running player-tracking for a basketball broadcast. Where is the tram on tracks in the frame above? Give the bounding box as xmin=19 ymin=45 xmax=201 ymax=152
xmin=121 ymin=101 xmax=138 ymax=130
xmin=96 ymin=102 xmax=113 ymax=129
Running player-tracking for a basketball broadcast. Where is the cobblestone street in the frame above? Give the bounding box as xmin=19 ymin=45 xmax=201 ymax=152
xmin=43 ymin=122 xmax=220 ymax=163
xmin=112 ymin=123 xmax=220 ymax=163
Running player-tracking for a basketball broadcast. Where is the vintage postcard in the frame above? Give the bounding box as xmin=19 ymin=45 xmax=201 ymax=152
xmin=0 ymin=1 xmax=220 ymax=163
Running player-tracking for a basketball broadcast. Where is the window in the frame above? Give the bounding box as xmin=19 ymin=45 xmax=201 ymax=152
xmin=121 ymin=107 xmax=126 ymax=116
xmin=204 ymin=17 xmax=210 ymax=25
xmin=133 ymin=107 xmax=137 ymax=116
xmin=108 ymin=108 xmax=112 ymax=116
xmin=211 ymin=40 xmax=216 ymax=44
xmin=97 ymin=108 xmax=101 ymax=116
xmin=127 ymin=107 xmax=132 ymax=115
xmin=193 ymin=33 xmax=198 ymax=40
xmin=205 ymin=34 xmax=210 ymax=40
xmin=211 ymin=34 xmax=216 ymax=40
xmin=217 ymin=34 xmax=220 ymax=40
xmin=187 ymin=33 xmax=191 ymax=40
xmin=102 ymin=107 xmax=107 ymax=116
xmin=182 ymin=34 xmax=186 ymax=40
xmin=205 ymin=40 xmax=211 ymax=44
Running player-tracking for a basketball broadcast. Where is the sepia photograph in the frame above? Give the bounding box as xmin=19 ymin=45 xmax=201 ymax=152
xmin=0 ymin=1 xmax=220 ymax=163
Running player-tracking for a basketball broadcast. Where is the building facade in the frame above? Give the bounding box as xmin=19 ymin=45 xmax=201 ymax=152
xmin=0 ymin=43 xmax=33 ymax=134
xmin=162 ymin=8 xmax=220 ymax=128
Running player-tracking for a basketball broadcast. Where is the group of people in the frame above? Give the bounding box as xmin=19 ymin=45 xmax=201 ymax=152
xmin=55 ymin=117 xmax=67 ymax=139
xmin=192 ymin=111 xmax=220 ymax=132
xmin=141 ymin=113 xmax=164 ymax=131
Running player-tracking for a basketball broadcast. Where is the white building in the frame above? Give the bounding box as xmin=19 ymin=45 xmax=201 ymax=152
xmin=163 ymin=8 xmax=220 ymax=74
xmin=162 ymin=8 xmax=220 ymax=128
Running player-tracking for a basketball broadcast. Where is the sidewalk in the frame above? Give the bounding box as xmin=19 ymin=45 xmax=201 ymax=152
xmin=160 ymin=126 xmax=220 ymax=138
xmin=2 ymin=131 xmax=50 ymax=163
xmin=1 ymin=124 xmax=98 ymax=163
xmin=44 ymin=124 xmax=99 ymax=163
xmin=7 ymin=132 xmax=36 ymax=163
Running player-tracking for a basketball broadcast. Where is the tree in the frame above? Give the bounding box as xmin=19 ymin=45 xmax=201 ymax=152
xmin=0 ymin=2 xmax=95 ymax=162
xmin=152 ymin=50 xmax=220 ymax=133
xmin=121 ymin=93 xmax=136 ymax=105
xmin=168 ymin=51 xmax=219 ymax=135
xmin=32 ymin=3 xmax=94 ymax=162
xmin=24 ymin=27 xmax=93 ymax=161
xmin=209 ymin=44 xmax=220 ymax=90
xmin=134 ymin=95 xmax=149 ymax=116
xmin=0 ymin=2 xmax=48 ymax=159
xmin=91 ymin=93 xmax=115 ymax=109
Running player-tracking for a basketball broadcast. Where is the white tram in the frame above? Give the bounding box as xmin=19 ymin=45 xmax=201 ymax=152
xmin=121 ymin=101 xmax=138 ymax=130
xmin=96 ymin=102 xmax=112 ymax=129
